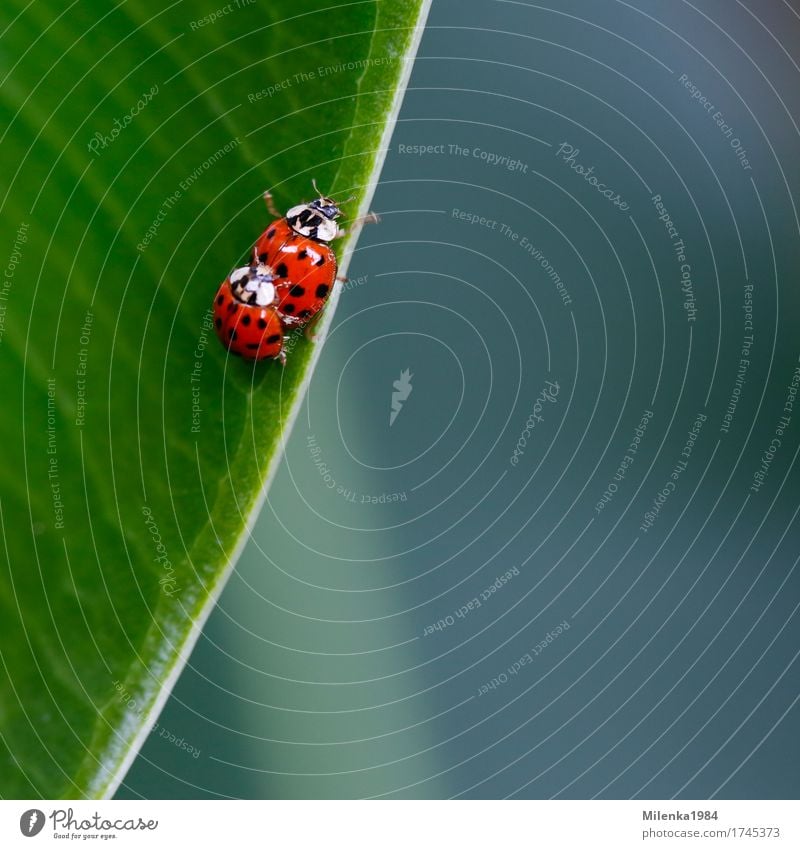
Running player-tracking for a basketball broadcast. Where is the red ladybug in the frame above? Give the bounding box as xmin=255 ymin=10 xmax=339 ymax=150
xmin=213 ymin=263 xmax=285 ymax=361
xmin=213 ymin=183 xmax=361 ymax=364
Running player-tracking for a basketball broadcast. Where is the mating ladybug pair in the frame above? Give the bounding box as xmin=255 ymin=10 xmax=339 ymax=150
xmin=213 ymin=183 xmax=361 ymax=364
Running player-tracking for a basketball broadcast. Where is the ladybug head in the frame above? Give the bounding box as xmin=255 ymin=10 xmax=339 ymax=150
xmin=285 ymin=180 xmax=353 ymax=243
xmin=309 ymin=197 xmax=341 ymax=219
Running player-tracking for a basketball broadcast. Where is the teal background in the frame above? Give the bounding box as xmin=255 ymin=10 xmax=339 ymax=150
xmin=118 ymin=0 xmax=800 ymax=798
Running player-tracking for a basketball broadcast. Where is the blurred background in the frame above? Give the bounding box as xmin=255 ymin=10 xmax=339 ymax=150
xmin=116 ymin=0 xmax=800 ymax=798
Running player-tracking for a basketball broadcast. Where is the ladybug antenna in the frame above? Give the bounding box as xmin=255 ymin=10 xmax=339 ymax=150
xmin=311 ymin=179 xmax=354 ymax=206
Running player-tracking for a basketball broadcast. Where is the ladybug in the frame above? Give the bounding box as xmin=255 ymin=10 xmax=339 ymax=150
xmin=255 ymin=182 xmax=350 ymax=327
xmin=213 ymin=182 xmax=359 ymax=364
xmin=213 ymin=263 xmax=285 ymax=361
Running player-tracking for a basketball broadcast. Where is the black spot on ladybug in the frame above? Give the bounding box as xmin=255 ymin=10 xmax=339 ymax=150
xmin=230 ymin=348 xmax=242 ymax=356
xmin=289 ymin=285 xmax=305 ymax=297
xmin=282 ymin=302 xmax=296 ymax=315
xmin=259 ymin=253 xmax=268 ymax=263
xmin=228 ymin=302 xmax=238 ymax=313
xmin=246 ymin=343 xmax=260 ymax=350
xmin=258 ymin=317 xmax=268 ymax=329
xmin=266 ymin=334 xmax=281 ymax=345
xmin=299 ymin=309 xmax=312 ymax=319
xmin=314 ymin=255 xmax=326 ymax=266
xmin=275 ymin=263 xmax=288 ymax=278
xmin=215 ymin=318 xmax=222 ymax=329
xmin=268 ymin=228 xmax=276 ymax=239
xmin=228 ymin=327 xmax=235 ymax=338
xmin=216 ymin=294 xmax=224 ymax=305
xmin=298 ymin=249 xmax=308 ymax=260
xmin=241 ymin=314 xmax=251 ymax=326
xmin=316 ymin=284 xmax=330 ymax=298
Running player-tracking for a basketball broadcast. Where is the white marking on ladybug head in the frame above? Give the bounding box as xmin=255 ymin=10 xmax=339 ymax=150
xmin=315 ymin=217 xmax=338 ymax=242
xmin=251 ymin=263 xmax=276 ymax=306
xmin=230 ymin=264 xmax=276 ymax=306
xmin=286 ymin=203 xmax=307 ymax=221
xmin=255 ymin=280 xmax=275 ymax=306
xmin=230 ymin=266 xmax=250 ymax=285
xmin=285 ymin=198 xmax=341 ymax=243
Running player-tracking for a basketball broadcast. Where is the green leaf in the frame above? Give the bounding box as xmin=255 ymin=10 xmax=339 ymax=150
xmin=0 ymin=0 xmax=430 ymax=799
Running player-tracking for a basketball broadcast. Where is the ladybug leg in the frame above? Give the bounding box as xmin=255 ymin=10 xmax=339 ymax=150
xmin=263 ymin=190 xmax=281 ymax=219
xmin=361 ymin=211 xmax=381 ymax=226
xmin=336 ymin=211 xmax=380 ymax=239
xmin=277 ymin=349 xmax=287 ymax=367
xmin=302 ymin=310 xmax=323 ymax=342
